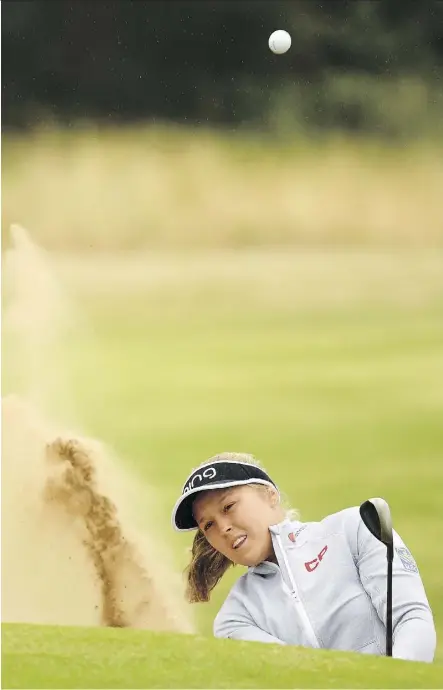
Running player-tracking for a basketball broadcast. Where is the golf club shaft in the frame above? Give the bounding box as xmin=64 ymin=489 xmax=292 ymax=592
xmin=386 ymin=545 xmax=394 ymax=656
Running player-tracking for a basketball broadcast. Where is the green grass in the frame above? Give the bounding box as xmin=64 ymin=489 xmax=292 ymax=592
xmin=2 ymin=247 xmax=443 ymax=687
xmin=2 ymin=622 xmax=442 ymax=689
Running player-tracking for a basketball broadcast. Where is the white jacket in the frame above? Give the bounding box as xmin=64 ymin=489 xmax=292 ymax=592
xmin=214 ymin=506 xmax=436 ymax=662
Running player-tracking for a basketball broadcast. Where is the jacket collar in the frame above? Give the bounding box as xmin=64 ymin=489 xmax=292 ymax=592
xmin=269 ymin=517 xmax=307 ymax=544
xmin=249 ymin=518 xmax=307 ymax=575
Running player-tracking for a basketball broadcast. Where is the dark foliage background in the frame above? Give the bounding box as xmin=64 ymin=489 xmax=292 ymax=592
xmin=3 ymin=1 xmax=443 ymax=135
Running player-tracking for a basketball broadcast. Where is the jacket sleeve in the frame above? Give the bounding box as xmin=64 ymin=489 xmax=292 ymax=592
xmin=213 ymin=589 xmax=286 ymax=645
xmin=346 ymin=505 xmax=436 ymax=663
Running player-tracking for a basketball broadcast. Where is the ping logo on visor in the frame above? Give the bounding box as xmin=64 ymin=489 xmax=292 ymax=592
xmin=183 ymin=466 xmax=217 ymax=494
xmin=172 ymin=460 xmax=279 ymax=531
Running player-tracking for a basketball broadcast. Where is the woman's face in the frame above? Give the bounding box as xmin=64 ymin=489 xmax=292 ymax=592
xmin=192 ymin=484 xmax=284 ymax=567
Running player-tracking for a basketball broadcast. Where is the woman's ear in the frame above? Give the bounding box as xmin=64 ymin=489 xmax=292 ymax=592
xmin=269 ymin=488 xmax=280 ymax=507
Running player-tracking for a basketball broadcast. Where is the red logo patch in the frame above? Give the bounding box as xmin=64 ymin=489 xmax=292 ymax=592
xmin=305 ymin=545 xmax=328 ymax=572
xmin=288 ymin=532 xmax=296 ymax=543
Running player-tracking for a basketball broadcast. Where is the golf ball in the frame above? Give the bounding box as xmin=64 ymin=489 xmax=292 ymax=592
xmin=268 ymin=30 xmax=291 ymax=55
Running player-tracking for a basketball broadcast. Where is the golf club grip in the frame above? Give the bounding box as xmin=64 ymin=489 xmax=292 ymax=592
xmin=387 ymin=549 xmax=393 ymax=657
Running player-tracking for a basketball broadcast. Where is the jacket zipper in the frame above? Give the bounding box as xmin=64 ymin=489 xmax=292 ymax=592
xmin=275 ymin=534 xmax=320 ymax=649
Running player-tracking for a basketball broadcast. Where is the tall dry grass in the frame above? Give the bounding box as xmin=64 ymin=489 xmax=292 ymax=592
xmin=2 ymin=123 xmax=443 ymax=250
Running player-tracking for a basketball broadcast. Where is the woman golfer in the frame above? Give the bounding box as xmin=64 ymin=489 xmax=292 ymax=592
xmin=172 ymin=453 xmax=436 ymax=662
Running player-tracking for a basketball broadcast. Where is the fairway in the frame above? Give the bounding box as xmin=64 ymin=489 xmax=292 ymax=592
xmin=2 ymin=622 xmax=443 ymax=689
xmin=2 ymin=246 xmax=443 ymax=687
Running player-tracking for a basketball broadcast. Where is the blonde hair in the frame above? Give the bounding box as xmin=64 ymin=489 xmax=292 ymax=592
xmin=184 ymin=452 xmax=298 ymax=603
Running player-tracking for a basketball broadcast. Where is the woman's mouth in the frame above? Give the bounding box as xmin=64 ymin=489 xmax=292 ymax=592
xmin=232 ymin=535 xmax=247 ymax=550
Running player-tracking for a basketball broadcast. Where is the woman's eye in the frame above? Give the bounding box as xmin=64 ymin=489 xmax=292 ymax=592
xmin=224 ymin=502 xmax=235 ymax=512
xmin=204 ymin=521 xmax=213 ymax=532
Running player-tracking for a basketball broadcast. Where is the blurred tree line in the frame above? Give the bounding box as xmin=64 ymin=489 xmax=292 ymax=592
xmin=2 ymin=0 xmax=443 ymax=137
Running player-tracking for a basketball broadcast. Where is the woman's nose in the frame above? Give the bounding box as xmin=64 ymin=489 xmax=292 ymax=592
xmin=219 ymin=518 xmax=232 ymax=533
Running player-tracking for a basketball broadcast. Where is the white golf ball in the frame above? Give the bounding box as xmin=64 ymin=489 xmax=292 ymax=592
xmin=268 ymin=30 xmax=291 ymax=55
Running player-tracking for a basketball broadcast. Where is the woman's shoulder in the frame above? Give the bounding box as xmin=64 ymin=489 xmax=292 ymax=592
xmin=282 ymin=505 xmax=362 ymax=537
xmin=288 ymin=504 xmax=373 ymax=556
xmin=275 ymin=505 xmax=364 ymax=553
xmin=212 ymin=570 xmax=252 ymax=624
xmin=319 ymin=504 xmax=362 ymax=528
